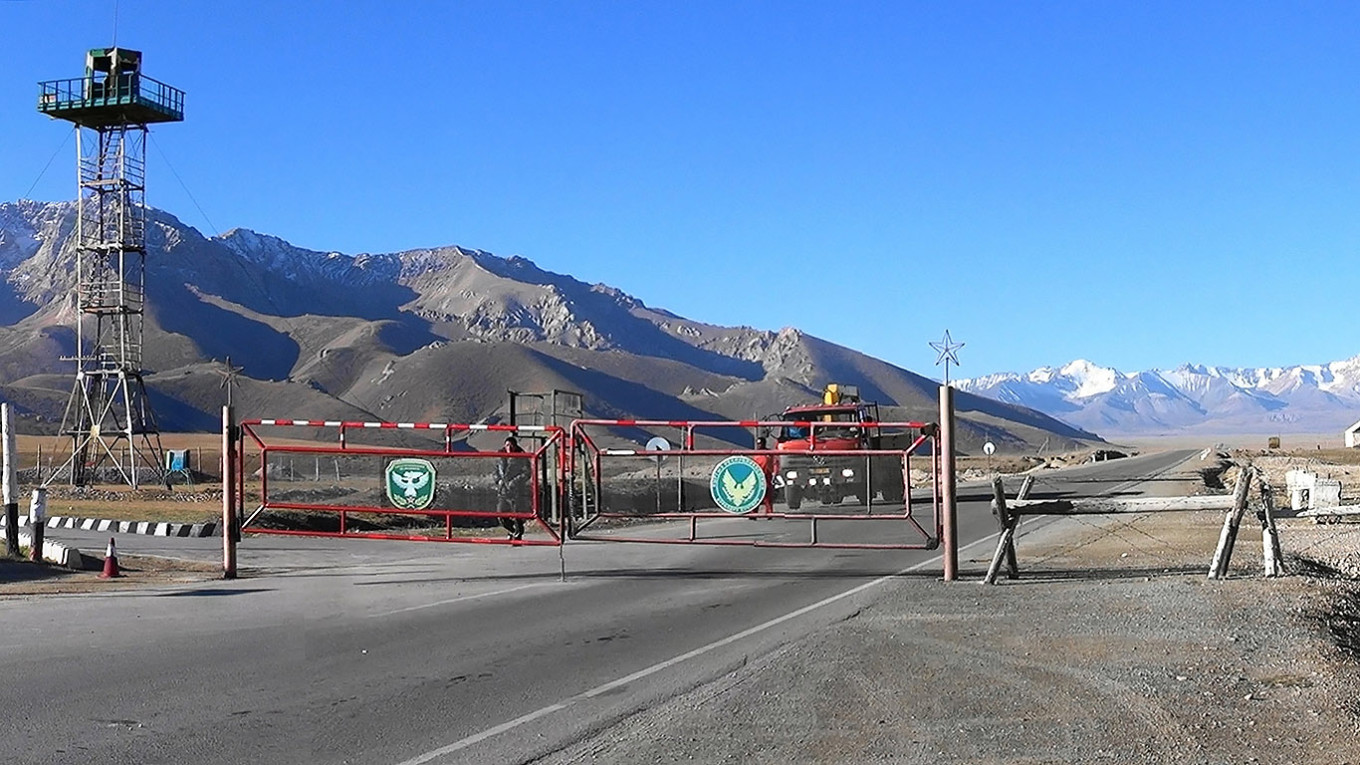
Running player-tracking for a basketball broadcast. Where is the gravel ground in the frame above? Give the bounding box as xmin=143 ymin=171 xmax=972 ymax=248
xmin=538 ymin=464 xmax=1360 ymax=765
xmin=7 ymin=456 xmax=1359 ymax=763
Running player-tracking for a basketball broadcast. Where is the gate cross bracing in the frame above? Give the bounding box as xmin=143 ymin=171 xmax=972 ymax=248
xmin=567 ymin=419 xmax=941 ymax=549
xmin=234 ymin=419 xmax=566 ymax=546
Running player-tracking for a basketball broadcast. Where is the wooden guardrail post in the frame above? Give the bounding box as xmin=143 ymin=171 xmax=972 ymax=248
xmin=985 ymin=476 xmax=1021 ymax=584
xmin=1009 ymin=475 xmax=1034 ymax=572
xmin=1208 ymin=465 xmax=1254 ymax=579
xmin=1256 ymin=469 xmax=1285 ymax=577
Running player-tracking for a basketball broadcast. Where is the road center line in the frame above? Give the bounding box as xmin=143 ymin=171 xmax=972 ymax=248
xmin=393 ymin=535 xmax=1000 ymax=765
xmin=369 ymin=583 xmax=546 ymax=618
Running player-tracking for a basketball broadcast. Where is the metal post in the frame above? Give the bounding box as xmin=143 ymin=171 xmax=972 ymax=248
xmin=676 ymin=449 xmax=685 ymax=518
xmin=939 ymin=385 xmax=958 ymax=581
xmin=221 ymin=405 xmax=237 ymax=579
xmin=2 ymin=403 xmax=18 ymax=557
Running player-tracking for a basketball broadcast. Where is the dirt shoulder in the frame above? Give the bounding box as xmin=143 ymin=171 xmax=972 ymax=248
xmin=0 ymin=554 xmax=221 ymax=595
xmin=539 ymin=460 xmax=1360 ymax=764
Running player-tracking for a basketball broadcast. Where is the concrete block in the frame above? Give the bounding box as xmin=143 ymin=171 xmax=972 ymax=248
xmin=1316 ymin=479 xmax=1343 ymax=507
xmin=15 ymin=529 xmax=84 ymax=569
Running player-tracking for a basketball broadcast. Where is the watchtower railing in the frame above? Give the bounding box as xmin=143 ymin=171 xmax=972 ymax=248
xmin=38 ymin=73 xmax=185 ymax=122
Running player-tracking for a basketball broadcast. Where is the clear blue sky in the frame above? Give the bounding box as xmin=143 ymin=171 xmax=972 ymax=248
xmin=3 ymin=1 xmax=1358 ymax=378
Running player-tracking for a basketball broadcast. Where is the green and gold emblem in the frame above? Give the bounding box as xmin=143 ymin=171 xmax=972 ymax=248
xmin=710 ymin=455 xmax=766 ymax=514
xmin=385 ymin=458 xmax=436 ymax=510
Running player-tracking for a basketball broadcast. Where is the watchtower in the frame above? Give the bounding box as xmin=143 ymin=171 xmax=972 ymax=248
xmin=38 ymin=48 xmax=185 ymax=487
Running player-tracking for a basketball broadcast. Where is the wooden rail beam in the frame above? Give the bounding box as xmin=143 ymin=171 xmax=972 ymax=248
xmin=1009 ymin=494 xmax=1235 ymax=516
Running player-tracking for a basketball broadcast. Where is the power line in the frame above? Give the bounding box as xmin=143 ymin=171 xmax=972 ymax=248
xmin=149 ymin=132 xmax=219 ymax=236
xmin=22 ymin=126 xmax=74 ymax=200
xmin=145 ymin=132 xmax=384 ymax=419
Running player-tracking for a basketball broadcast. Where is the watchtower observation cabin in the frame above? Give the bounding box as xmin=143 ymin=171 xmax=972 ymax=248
xmin=38 ymin=48 xmax=185 ymax=487
xmin=38 ymin=48 xmax=184 ymax=127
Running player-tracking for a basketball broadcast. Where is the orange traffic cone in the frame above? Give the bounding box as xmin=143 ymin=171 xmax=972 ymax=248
xmin=99 ymin=537 xmax=121 ymax=579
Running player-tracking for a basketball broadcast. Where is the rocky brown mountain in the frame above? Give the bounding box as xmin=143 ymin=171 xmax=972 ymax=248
xmin=0 ymin=200 xmax=1098 ymax=452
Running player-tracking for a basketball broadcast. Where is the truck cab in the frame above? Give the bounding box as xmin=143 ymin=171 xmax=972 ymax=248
xmin=769 ymin=385 xmax=906 ymax=509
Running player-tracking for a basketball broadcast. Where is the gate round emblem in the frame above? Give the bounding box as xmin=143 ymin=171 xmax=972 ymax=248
xmin=710 ymin=455 xmax=767 ymax=515
xmin=385 ymin=458 xmax=437 ymax=510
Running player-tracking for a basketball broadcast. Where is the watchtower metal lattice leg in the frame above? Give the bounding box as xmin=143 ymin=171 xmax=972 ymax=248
xmin=56 ymin=125 xmax=165 ymax=487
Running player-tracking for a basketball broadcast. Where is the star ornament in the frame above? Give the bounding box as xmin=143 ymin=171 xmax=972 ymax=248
xmin=930 ymin=330 xmax=964 ymax=368
xmin=218 ymin=355 xmax=244 ymax=407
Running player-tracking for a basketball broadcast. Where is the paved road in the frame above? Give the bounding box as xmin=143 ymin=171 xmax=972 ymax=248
xmin=0 ymin=450 xmax=1195 ymax=765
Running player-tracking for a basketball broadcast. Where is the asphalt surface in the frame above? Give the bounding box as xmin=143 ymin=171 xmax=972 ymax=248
xmin=0 ymin=450 xmax=1195 ymax=765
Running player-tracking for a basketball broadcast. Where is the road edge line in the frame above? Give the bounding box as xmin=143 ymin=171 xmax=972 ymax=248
xmin=393 ymin=535 xmax=1000 ymax=765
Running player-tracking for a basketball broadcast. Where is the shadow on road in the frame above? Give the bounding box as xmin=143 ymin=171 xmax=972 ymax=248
xmin=156 ymin=588 xmax=274 ymax=597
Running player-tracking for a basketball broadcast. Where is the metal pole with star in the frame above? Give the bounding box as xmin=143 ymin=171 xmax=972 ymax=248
xmin=218 ymin=356 xmax=243 ymax=409
xmin=930 ymin=330 xmax=964 ymax=387
xmin=930 ymin=330 xmax=963 ymax=581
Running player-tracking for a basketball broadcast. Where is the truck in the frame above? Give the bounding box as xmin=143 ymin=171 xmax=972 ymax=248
xmin=768 ymin=384 xmax=926 ymax=510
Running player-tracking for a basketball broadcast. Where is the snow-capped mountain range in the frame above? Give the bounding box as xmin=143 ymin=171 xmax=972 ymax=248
xmin=956 ymin=358 xmax=1360 ymax=436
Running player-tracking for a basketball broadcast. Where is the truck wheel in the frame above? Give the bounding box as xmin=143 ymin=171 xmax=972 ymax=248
xmin=786 ymin=486 xmax=803 ymax=511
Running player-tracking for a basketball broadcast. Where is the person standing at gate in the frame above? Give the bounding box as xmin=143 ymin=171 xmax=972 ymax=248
xmin=753 ymin=436 xmax=776 ymax=515
xmin=496 ymin=436 xmax=529 ymax=540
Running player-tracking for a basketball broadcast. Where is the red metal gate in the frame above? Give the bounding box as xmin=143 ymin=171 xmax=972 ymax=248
xmin=234 ymin=419 xmax=565 ymax=546
xmin=567 ymin=419 xmax=940 ymax=549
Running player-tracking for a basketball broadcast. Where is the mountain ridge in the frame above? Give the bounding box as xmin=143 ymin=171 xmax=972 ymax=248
xmin=0 ymin=200 xmax=1098 ymax=452
xmin=958 ymin=357 xmax=1360 ymax=436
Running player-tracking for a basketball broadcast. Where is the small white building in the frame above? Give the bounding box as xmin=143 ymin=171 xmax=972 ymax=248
xmin=1347 ymin=419 xmax=1360 ymax=449
xmin=1287 ymin=469 xmax=1344 ymax=511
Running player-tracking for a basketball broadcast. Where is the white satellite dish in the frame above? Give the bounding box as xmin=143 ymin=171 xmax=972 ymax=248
xmin=982 ymin=441 xmax=996 ymax=456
